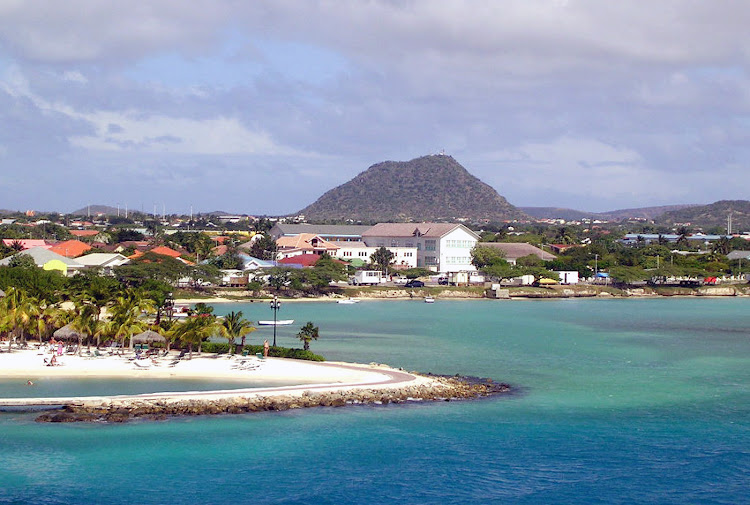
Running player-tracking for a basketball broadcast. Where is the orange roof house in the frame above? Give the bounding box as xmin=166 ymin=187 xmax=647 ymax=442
xmin=48 ymin=240 xmax=92 ymax=258
xmin=2 ymin=239 xmax=50 ymax=250
xmin=70 ymin=230 xmax=101 ymax=238
xmin=129 ymin=245 xmax=183 ymax=260
xmin=275 ymin=233 xmax=339 ymax=259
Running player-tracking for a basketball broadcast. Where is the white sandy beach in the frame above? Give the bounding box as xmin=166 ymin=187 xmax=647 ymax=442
xmin=0 ymin=347 xmax=391 ymax=383
xmin=0 ymin=347 xmax=448 ymax=410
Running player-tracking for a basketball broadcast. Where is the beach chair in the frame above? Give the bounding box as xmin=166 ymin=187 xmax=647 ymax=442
xmin=256 ymin=352 xmax=265 ymax=360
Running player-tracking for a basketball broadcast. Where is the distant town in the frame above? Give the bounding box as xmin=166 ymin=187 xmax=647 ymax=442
xmin=1 ymin=203 xmax=749 ymax=296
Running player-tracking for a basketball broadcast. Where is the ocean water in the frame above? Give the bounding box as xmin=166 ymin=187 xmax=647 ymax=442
xmin=1 ymin=298 xmax=748 ymax=504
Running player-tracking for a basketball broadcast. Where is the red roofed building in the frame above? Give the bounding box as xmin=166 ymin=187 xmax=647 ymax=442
xmin=276 ymin=233 xmax=339 ymax=259
xmin=48 ymin=240 xmax=92 ymax=258
xmin=129 ymin=245 xmax=182 ymax=260
xmin=278 ymin=254 xmax=322 ymax=267
xmin=2 ymin=239 xmax=50 ymax=250
xmin=70 ymin=230 xmax=100 ymax=238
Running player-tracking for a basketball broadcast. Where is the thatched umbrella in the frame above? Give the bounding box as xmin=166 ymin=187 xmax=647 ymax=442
xmin=53 ymin=323 xmax=86 ymax=341
xmin=132 ymin=329 xmax=166 ymax=343
xmin=131 ymin=330 xmax=166 ymax=350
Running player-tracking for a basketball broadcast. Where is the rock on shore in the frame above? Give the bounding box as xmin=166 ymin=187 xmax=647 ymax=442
xmin=35 ymin=375 xmax=510 ymax=423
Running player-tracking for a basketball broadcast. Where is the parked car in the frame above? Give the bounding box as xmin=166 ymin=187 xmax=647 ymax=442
xmin=437 ymin=277 xmax=449 ymax=285
xmin=405 ymin=279 xmax=425 ymax=288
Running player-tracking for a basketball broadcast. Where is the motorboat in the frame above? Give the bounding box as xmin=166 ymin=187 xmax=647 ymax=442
xmin=424 ymin=296 xmax=435 ymax=303
xmin=338 ymin=298 xmax=360 ymax=304
xmin=257 ymin=320 xmax=295 ymax=326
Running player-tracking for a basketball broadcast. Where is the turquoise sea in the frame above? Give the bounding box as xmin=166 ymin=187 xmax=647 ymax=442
xmin=1 ymin=298 xmax=749 ymax=504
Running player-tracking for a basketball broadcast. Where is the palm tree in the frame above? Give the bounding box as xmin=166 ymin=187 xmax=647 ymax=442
xmin=220 ymin=310 xmax=256 ymax=354
xmin=296 ymin=321 xmax=319 ymax=351
xmin=70 ymin=303 xmax=98 ymax=356
xmin=0 ymin=287 xmax=34 ymax=351
xmin=109 ymin=289 xmax=154 ymax=349
xmin=171 ymin=315 xmax=220 ymax=359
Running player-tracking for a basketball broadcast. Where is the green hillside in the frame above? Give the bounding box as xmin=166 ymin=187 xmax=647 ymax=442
xmin=297 ymin=155 xmax=528 ymax=223
xmin=657 ymin=200 xmax=750 ymax=231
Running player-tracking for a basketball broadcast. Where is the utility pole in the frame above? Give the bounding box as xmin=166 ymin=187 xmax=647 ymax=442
xmin=594 ymin=254 xmax=599 ymax=278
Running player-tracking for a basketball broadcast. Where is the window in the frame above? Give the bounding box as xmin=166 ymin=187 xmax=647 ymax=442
xmin=390 ymin=240 xmax=399 ymax=247
xmin=425 ymin=256 xmax=437 ymax=265
xmin=425 ymin=240 xmax=436 ymax=251
xmin=446 ymin=239 xmax=474 ymax=248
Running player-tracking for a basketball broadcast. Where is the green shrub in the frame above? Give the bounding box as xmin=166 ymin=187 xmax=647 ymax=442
xmin=200 ymin=342 xmax=324 ymax=361
xmin=201 ymin=342 xmax=231 ymax=354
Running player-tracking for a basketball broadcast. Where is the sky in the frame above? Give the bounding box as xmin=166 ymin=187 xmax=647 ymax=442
xmin=0 ymin=1 xmax=748 ymax=216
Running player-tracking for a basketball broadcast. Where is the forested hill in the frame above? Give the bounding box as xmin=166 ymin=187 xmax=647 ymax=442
xmin=657 ymin=200 xmax=750 ymax=231
xmin=297 ymin=155 xmax=528 ymax=223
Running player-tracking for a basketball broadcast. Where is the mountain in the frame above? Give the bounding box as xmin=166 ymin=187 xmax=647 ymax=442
xmin=297 ymin=155 xmax=528 ymax=223
xmin=599 ymin=204 xmax=699 ymax=221
xmin=71 ymin=205 xmax=121 ymax=216
xmin=520 ymin=204 xmax=698 ymax=222
xmin=657 ymin=200 xmax=750 ymax=231
xmin=520 ymin=207 xmax=594 ymax=221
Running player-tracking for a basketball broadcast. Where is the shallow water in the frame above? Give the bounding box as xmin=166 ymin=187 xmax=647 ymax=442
xmin=1 ymin=298 xmax=748 ymax=504
xmin=0 ymin=376 xmax=315 ymax=399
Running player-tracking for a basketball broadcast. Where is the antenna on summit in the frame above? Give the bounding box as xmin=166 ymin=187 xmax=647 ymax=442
xmin=438 ymin=149 xmax=445 ymax=156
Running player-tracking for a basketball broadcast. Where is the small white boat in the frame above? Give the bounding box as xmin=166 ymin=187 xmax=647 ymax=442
xmin=257 ymin=320 xmax=295 ymax=326
xmin=338 ymin=298 xmax=360 ymax=304
xmin=424 ymin=296 xmax=435 ymax=303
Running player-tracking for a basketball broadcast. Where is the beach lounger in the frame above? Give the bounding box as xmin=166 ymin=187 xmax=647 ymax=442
xmin=133 ymin=360 xmax=151 ymax=369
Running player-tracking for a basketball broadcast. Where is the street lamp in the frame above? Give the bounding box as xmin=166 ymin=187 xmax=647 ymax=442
xmin=165 ymin=292 xmax=174 ymax=322
xmin=269 ymin=296 xmax=281 ymax=347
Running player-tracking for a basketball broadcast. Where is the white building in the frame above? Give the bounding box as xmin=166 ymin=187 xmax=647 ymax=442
xmin=362 ymin=223 xmax=479 ymax=273
xmin=332 ymin=241 xmax=418 ymax=269
xmin=554 ymin=271 xmax=579 ymax=285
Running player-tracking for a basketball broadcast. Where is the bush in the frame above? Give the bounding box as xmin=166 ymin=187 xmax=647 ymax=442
xmin=200 ymin=342 xmax=324 ymax=361
xmin=201 ymin=342 xmax=231 ymax=354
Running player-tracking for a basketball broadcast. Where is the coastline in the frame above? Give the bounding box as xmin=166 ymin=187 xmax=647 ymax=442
xmin=0 ymin=349 xmax=508 ymax=422
xmin=176 ymin=283 xmax=750 ymax=305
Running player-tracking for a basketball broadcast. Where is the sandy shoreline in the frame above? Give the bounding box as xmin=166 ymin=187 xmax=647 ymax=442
xmin=0 ymin=347 xmax=436 ymax=404
xmin=0 ymin=347 xmax=399 ymax=383
xmin=0 ymin=347 xmax=507 ymax=422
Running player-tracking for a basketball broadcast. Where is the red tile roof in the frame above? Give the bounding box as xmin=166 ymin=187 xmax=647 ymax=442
xmin=129 ymin=245 xmax=183 ymax=260
xmin=70 ymin=230 xmax=101 ymax=237
xmin=148 ymin=246 xmax=182 ymax=258
xmin=48 ymin=240 xmax=92 ymax=258
xmin=2 ymin=239 xmax=50 ymax=250
xmin=278 ymin=254 xmax=321 ymax=267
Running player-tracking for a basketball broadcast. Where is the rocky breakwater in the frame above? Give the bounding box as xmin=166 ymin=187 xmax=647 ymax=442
xmin=35 ymin=375 xmax=510 ymax=423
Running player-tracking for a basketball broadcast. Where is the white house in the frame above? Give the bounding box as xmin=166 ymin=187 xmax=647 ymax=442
xmin=75 ymin=253 xmax=130 ymax=270
xmin=332 ymin=241 xmax=418 ymax=269
xmin=362 ymin=223 xmax=479 ymax=273
xmin=554 ymin=271 xmax=579 ymax=284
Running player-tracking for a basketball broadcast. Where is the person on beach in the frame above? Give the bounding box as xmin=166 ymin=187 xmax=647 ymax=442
xmin=263 ymin=339 xmax=269 ymax=358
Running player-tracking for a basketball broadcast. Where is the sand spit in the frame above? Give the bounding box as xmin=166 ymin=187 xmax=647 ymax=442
xmin=0 ymin=349 xmax=509 ymax=422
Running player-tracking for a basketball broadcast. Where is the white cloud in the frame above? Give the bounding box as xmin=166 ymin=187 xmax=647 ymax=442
xmin=1 ymin=1 xmax=749 ymax=213
xmin=61 ymin=70 xmax=88 ymax=84
xmin=70 ymin=112 xmax=288 ymax=155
